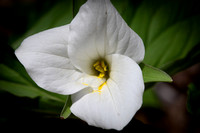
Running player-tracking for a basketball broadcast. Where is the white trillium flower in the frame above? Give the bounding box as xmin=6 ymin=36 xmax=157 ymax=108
xmin=15 ymin=0 xmax=145 ymax=131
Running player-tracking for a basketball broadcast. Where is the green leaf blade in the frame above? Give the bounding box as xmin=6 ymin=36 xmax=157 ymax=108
xmin=0 ymin=80 xmax=66 ymax=103
xmin=142 ymin=63 xmax=172 ymax=83
xmin=0 ymin=64 xmax=31 ymax=86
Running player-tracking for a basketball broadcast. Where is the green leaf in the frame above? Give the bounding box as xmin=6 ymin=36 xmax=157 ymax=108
xmin=60 ymin=96 xmax=72 ymax=119
xmin=112 ymin=0 xmax=200 ymax=75
xmin=141 ymin=63 xmax=172 ymax=83
xmin=161 ymin=43 xmax=200 ymax=75
xmin=144 ymin=16 xmax=200 ymax=68
xmin=0 ymin=80 xmax=40 ymax=98
xmin=0 ymin=80 xmax=65 ymax=103
xmin=0 ymin=64 xmax=31 ymax=86
xmin=129 ymin=0 xmax=200 ymax=75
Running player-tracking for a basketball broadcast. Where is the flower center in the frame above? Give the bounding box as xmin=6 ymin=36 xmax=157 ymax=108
xmin=78 ymin=60 xmax=108 ymax=94
xmin=93 ymin=60 xmax=108 ymax=78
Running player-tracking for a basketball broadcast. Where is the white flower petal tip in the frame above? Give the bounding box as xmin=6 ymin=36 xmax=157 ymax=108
xmin=71 ymin=54 xmax=144 ymax=130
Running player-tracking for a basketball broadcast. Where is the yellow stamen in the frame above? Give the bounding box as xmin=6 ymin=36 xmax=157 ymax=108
xmin=93 ymin=60 xmax=108 ymax=78
xmin=92 ymin=60 xmax=108 ymax=94
xmin=98 ymin=73 xmax=105 ymax=78
xmin=101 ymin=60 xmax=107 ymax=71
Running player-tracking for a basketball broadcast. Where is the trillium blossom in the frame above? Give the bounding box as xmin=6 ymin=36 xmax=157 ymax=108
xmin=15 ymin=0 xmax=145 ymax=130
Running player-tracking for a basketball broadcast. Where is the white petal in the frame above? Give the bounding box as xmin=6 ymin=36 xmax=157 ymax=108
xmin=15 ymin=25 xmax=86 ymax=95
xmin=68 ymin=0 xmax=145 ymax=75
xmin=70 ymin=54 xmax=144 ymax=130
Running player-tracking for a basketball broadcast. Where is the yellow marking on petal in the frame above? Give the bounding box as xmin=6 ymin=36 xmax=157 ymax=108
xmin=93 ymin=90 xmax=101 ymax=94
xmin=82 ymin=83 xmax=89 ymax=86
xmin=93 ymin=82 xmax=106 ymax=94
xmin=98 ymin=82 xmax=106 ymax=91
